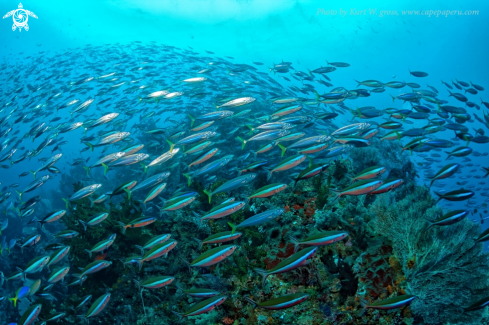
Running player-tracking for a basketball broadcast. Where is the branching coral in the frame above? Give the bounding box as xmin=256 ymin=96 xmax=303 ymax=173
xmin=371 ymin=185 xmax=489 ymax=324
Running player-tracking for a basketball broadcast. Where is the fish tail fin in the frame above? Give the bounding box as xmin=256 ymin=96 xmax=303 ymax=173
xmin=8 ymin=297 xmax=18 ymax=308
xmin=135 ymin=245 xmax=145 ymax=256
xmin=187 ymin=114 xmax=195 ymax=127
xmin=82 ymin=166 xmax=90 ymax=176
xmin=16 ymin=190 xmax=22 ymax=201
xmin=236 ymin=136 xmax=247 ymax=150
xmin=29 ymin=170 xmax=37 ymax=179
xmin=179 ymin=257 xmax=192 ymax=273
xmin=89 ymin=197 xmax=94 ymax=208
xmin=123 ymin=188 xmax=132 ymax=201
xmin=140 ymin=163 xmax=148 ymax=173
xmin=62 ymin=198 xmax=69 ymax=210
xmin=329 ymin=190 xmax=340 ymax=203
xmin=101 ymin=163 xmax=109 ymax=175
xmin=166 ymin=139 xmax=175 ymax=151
xmin=183 ymin=173 xmax=192 ymax=186
xmin=203 ymin=189 xmax=212 ymax=203
xmin=254 ymin=268 xmax=270 ymax=287
xmin=116 ymin=221 xmax=127 ymax=234
xmin=214 ymin=103 xmax=220 ymax=110
xmin=288 ymin=236 xmax=300 ymax=252
xmin=244 ymin=297 xmax=257 ymax=308
xmin=85 ymin=142 xmax=94 ymax=152
xmin=228 ymin=222 xmax=237 ymax=234
xmin=278 ymin=144 xmax=287 ymax=157
xmin=306 ymin=155 xmax=313 ymax=167
xmin=84 ymin=249 xmax=92 ymax=258
xmin=266 ymin=170 xmax=273 ymax=181
xmin=192 ymin=238 xmax=203 ymax=250
xmin=246 ymin=124 xmax=254 ymax=136
xmin=135 ymin=258 xmax=144 ymax=271
xmin=360 ymin=299 xmax=369 ymax=316
xmin=423 ymin=218 xmax=434 ymax=232
xmin=79 ymin=220 xmax=87 ymax=232
xmin=171 ymin=311 xmax=184 ymax=322
xmin=389 ymin=94 xmax=395 ymax=102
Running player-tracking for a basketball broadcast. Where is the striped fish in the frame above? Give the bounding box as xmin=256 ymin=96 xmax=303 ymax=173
xmin=175 ymin=285 xmax=220 ymax=298
xmin=254 ymin=247 xmax=317 ymax=286
xmin=267 ymin=155 xmax=306 ymax=180
xmin=245 ymin=293 xmax=309 ymax=310
xmin=47 ymin=266 xmax=70 ymax=283
xmin=135 ymin=234 xmax=171 ymax=255
xmin=229 ymin=209 xmax=284 ymax=233
xmin=425 ymin=210 xmax=469 ymax=231
xmin=429 ymin=163 xmax=460 ymax=187
xmin=134 ymin=276 xmax=174 ymax=290
xmin=79 ymin=293 xmax=111 ymax=319
xmin=361 ymin=294 xmax=416 ymax=312
xmin=18 ymin=304 xmax=42 ymax=325
xmin=47 ymin=246 xmax=71 ymax=270
xmin=117 ymin=217 xmax=156 ymax=234
xmin=434 ymin=189 xmax=475 ymax=202
xmin=289 ymin=231 xmax=348 ymax=252
xmin=135 ymin=241 xmax=177 ymax=270
xmin=171 ymin=294 xmax=227 ymax=321
xmin=193 ymin=231 xmax=242 ymax=249
xmin=182 ymin=245 xmax=237 ymax=270
xmin=84 ymin=234 xmax=116 ymax=258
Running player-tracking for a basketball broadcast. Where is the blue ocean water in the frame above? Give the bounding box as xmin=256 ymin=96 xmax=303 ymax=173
xmin=0 ymin=0 xmax=489 ymax=324
xmin=2 ymin=0 xmax=488 ymax=222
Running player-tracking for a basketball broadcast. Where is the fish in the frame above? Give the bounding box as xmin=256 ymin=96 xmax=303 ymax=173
xmin=245 ymin=293 xmax=309 ymax=310
xmin=74 ymin=295 xmax=92 ymax=309
xmin=409 ymin=70 xmax=428 ymax=77
xmin=434 ymin=189 xmax=475 ymax=202
xmin=171 ymin=294 xmax=227 ymax=321
xmin=175 ymin=285 xmax=220 ymax=298
xmin=79 ymin=293 xmax=111 ymax=320
xmin=193 ymin=231 xmax=242 ymax=248
xmin=254 ymin=247 xmax=318 ymax=286
xmin=332 ymin=179 xmax=383 ymax=200
xmin=134 ymin=241 xmax=177 ymax=270
xmin=47 ymin=246 xmax=71 ymax=270
xmin=425 ymin=210 xmax=469 ymax=231
xmin=8 ymin=286 xmax=30 ymax=307
xmin=37 ymin=210 xmax=66 ymax=229
xmin=361 ymin=295 xmax=416 ymax=312
xmin=17 ymin=255 xmax=50 ymax=279
xmin=203 ymin=174 xmax=256 ymax=203
xmin=267 ymin=154 xmax=307 ymax=180
xmin=135 ymin=234 xmax=171 ymax=255
xmin=79 ymin=212 xmax=109 ymax=231
xmin=47 ymin=266 xmax=70 ymax=283
xmin=429 ymin=163 xmax=460 ymax=186
xmin=84 ymin=234 xmax=116 ymax=258
xmin=62 ymin=184 xmax=102 ymax=208
xmin=77 ymin=260 xmax=112 ymax=281
xmin=117 ymin=217 xmax=156 ymax=234
xmin=181 ymin=245 xmax=237 ymax=269
xmin=196 ymin=201 xmax=246 ymax=223
xmin=462 ymin=296 xmax=489 ymax=313
xmin=229 ymin=209 xmax=285 ymax=233
xmin=18 ymin=304 xmax=42 ymax=325
xmin=289 ymin=231 xmax=348 ymax=252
